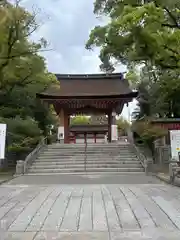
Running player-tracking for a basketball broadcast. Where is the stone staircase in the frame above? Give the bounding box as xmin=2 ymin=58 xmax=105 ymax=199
xmin=27 ymin=142 xmax=144 ymax=174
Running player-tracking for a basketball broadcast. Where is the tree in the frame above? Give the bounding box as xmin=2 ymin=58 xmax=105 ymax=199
xmin=0 ymin=0 xmax=56 ymax=97
xmin=116 ymin=116 xmax=130 ymax=135
xmin=131 ymin=118 xmax=167 ymax=151
xmin=86 ymin=0 xmax=180 ymax=71
xmin=0 ymin=1 xmax=57 ymax=165
xmin=0 ymin=1 xmax=57 ymax=130
xmin=132 ymin=64 xmax=180 ymax=119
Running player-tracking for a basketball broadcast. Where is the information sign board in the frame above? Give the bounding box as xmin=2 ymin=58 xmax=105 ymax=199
xmin=170 ymin=130 xmax=180 ymax=161
xmin=0 ymin=124 xmax=6 ymax=159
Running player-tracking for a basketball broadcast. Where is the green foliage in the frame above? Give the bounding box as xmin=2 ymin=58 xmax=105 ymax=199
xmin=3 ymin=116 xmax=42 ymax=154
xmin=0 ymin=1 xmax=58 ymax=160
xmin=71 ymin=116 xmax=91 ymax=125
xmin=132 ymin=119 xmax=167 ymax=148
xmin=87 ymin=0 xmax=180 ymax=71
xmin=116 ymin=117 xmax=130 ymax=135
xmin=86 ymin=0 xmax=180 ymax=145
xmin=0 ymin=1 xmax=57 ymax=98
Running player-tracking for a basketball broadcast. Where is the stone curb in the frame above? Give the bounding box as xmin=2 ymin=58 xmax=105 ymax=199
xmin=0 ymin=173 xmax=20 ymax=185
xmin=0 ymin=176 xmax=14 ymax=185
xmin=156 ymin=173 xmax=180 ymax=187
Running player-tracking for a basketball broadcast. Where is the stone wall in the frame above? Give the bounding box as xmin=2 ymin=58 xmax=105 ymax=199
xmin=154 ymin=137 xmax=171 ymax=164
xmin=154 ymin=146 xmax=171 ymax=164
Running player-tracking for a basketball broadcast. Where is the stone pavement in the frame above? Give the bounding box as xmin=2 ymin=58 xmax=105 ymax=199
xmin=6 ymin=173 xmax=162 ymax=185
xmin=157 ymin=172 xmax=180 ymax=186
xmin=1 ymin=183 xmax=180 ymax=239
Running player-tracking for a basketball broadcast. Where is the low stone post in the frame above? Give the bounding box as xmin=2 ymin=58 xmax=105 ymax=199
xmin=127 ymin=128 xmax=134 ymax=144
xmin=16 ymin=160 xmax=24 ymax=175
xmin=169 ymin=162 xmax=177 ymax=183
xmin=145 ymin=157 xmax=153 ymax=175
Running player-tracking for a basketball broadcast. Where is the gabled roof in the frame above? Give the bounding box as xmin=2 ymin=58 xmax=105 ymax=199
xmin=37 ymin=73 xmax=138 ymax=99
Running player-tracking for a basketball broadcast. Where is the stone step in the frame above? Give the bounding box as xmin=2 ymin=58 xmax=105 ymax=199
xmin=44 ymin=150 xmax=86 ymax=153
xmin=32 ymin=160 xmax=142 ymax=165
xmin=27 ymin=142 xmax=143 ymax=174
xmin=46 ymin=149 xmax=134 ymax=152
xmin=47 ymin=148 xmax=85 ymax=151
xmin=25 ymin=172 xmax=145 ymax=176
xmin=86 ymin=145 xmax=132 ymax=148
xmin=30 ymin=163 xmax=142 ymax=169
xmin=86 ymin=146 xmax=132 ymax=149
xmin=86 ymin=151 xmax=136 ymax=154
xmin=87 ymin=156 xmax=138 ymax=159
xmin=34 ymin=160 xmax=140 ymax=164
xmin=47 ymin=146 xmax=85 ymax=149
xmin=48 ymin=143 xmax=128 ymax=146
xmin=39 ymin=157 xmax=138 ymax=161
xmin=40 ymin=152 xmax=137 ymax=156
xmin=86 ymin=146 xmax=133 ymax=148
xmin=48 ymin=145 xmax=132 ymax=148
xmin=40 ymin=156 xmax=137 ymax=160
xmin=37 ymin=157 xmax=85 ymax=161
xmin=28 ymin=167 xmax=144 ymax=173
xmin=40 ymin=156 xmax=137 ymax=161
xmin=47 ymin=146 xmax=132 ymax=150
xmin=40 ymin=154 xmax=85 ymax=157
xmin=46 ymin=148 xmax=134 ymax=152
xmin=47 ymin=143 xmax=130 ymax=148
xmin=40 ymin=153 xmax=85 ymax=156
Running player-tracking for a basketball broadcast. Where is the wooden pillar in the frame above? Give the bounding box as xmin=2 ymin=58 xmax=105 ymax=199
xmin=58 ymin=109 xmax=64 ymax=143
xmin=111 ymin=110 xmax=117 ymax=142
xmin=84 ymin=133 xmax=87 ymax=144
xmin=59 ymin=109 xmax=64 ymax=127
xmin=94 ymin=133 xmax=96 ymax=143
xmin=63 ymin=110 xmax=70 ymax=144
xmin=74 ymin=133 xmax=76 ymax=144
xmin=108 ymin=112 xmax=112 ymax=142
xmin=112 ymin=112 xmax=116 ymax=125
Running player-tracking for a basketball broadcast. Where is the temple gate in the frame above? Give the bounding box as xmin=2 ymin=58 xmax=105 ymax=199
xmin=37 ymin=73 xmax=137 ymax=143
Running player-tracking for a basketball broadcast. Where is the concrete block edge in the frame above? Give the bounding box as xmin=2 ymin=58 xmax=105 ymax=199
xmin=156 ymin=173 xmax=180 ymax=187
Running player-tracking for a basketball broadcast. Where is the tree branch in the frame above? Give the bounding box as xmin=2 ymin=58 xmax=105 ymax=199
xmin=164 ymin=7 xmax=180 ymax=29
xmin=0 ymin=27 xmax=18 ymax=71
xmin=162 ymin=23 xmax=180 ymax=29
xmin=0 ymin=48 xmax=53 ymax=60
xmin=162 ymin=45 xmax=179 ymax=58
xmin=157 ymin=61 xmax=179 ymax=70
xmin=1 ymin=71 xmax=34 ymax=95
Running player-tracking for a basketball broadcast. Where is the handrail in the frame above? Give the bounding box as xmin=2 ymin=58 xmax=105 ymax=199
xmin=23 ymin=137 xmax=48 ymax=173
xmin=84 ymin=142 xmax=87 ymax=171
xmin=132 ymin=143 xmax=149 ymax=174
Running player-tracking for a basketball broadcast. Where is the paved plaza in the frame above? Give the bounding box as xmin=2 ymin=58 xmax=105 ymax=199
xmin=6 ymin=174 xmax=161 ymax=185
xmin=1 ymin=178 xmax=180 ymax=239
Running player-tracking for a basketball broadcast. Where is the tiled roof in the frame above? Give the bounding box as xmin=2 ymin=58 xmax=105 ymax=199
xmin=37 ymin=73 xmax=137 ymax=98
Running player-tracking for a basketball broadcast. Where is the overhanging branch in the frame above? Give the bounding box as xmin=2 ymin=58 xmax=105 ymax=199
xmin=164 ymin=7 xmax=180 ymax=29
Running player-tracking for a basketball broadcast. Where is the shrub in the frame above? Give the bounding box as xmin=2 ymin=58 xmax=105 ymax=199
xmin=117 ymin=117 xmax=130 ymax=135
xmin=2 ymin=116 xmax=42 ymax=161
xmin=132 ymin=119 xmax=167 ymax=150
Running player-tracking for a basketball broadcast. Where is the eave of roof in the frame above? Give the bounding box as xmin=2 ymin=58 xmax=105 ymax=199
xmin=55 ymin=72 xmax=124 ymax=80
xmin=36 ymin=92 xmax=138 ymax=100
xmin=151 ymin=118 xmax=180 ymax=123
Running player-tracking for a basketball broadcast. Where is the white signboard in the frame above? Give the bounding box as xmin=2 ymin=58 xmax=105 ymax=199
xmin=170 ymin=130 xmax=180 ymax=161
xmin=111 ymin=124 xmax=118 ymax=141
xmin=58 ymin=126 xmax=64 ymax=140
xmin=0 ymin=124 xmax=7 ymax=159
